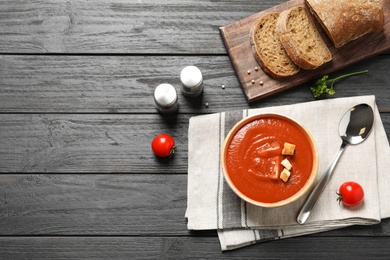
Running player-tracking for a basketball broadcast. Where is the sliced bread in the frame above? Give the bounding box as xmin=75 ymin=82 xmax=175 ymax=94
xmin=306 ymin=0 xmax=384 ymax=48
xmin=276 ymin=6 xmax=332 ymax=70
xmin=250 ymin=12 xmax=300 ymax=78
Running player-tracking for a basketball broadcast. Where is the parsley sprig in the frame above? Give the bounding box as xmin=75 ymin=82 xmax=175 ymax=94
xmin=310 ymin=70 xmax=368 ymax=98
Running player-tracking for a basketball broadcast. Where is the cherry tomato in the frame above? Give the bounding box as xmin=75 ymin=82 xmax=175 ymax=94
xmin=337 ymin=181 xmax=364 ymax=207
xmin=151 ymin=133 xmax=175 ymax=158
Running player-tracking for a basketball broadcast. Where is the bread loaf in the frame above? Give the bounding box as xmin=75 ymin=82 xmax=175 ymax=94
xmin=306 ymin=0 xmax=384 ymax=48
xmin=249 ymin=12 xmax=300 ymax=78
xmin=276 ymin=6 xmax=332 ymax=70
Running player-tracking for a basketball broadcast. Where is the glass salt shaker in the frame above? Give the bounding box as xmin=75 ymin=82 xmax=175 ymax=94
xmin=154 ymin=83 xmax=179 ymax=114
xmin=180 ymin=66 xmax=203 ymax=97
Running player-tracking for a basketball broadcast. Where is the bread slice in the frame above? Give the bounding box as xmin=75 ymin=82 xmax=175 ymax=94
xmin=306 ymin=0 xmax=384 ymax=48
xmin=250 ymin=12 xmax=300 ymax=78
xmin=276 ymin=6 xmax=332 ymax=70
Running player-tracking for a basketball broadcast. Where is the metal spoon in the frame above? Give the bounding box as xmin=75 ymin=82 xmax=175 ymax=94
xmin=297 ymin=103 xmax=374 ymax=224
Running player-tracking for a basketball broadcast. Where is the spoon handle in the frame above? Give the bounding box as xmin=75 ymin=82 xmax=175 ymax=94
xmin=297 ymin=141 xmax=348 ymax=224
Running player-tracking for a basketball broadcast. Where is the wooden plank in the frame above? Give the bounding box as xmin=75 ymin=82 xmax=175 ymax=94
xmin=0 ymin=113 xmax=389 ymax=173
xmin=1 ymin=55 xmax=390 ymax=114
xmin=0 ymin=0 xmax=284 ymax=54
xmin=0 ymin=112 xmax=389 ymax=173
xmin=0 ymin=237 xmax=390 ymax=259
xmin=220 ymin=0 xmax=390 ymax=102
xmin=0 ymin=114 xmax=190 ymax=173
xmin=0 ymin=55 xmax=244 ymax=114
xmin=0 ymin=174 xmax=188 ymax=235
xmin=0 ymin=174 xmax=389 ymax=236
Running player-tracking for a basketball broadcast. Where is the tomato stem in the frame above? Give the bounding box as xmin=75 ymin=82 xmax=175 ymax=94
xmin=169 ymin=147 xmax=176 ymax=158
xmin=336 ymin=192 xmax=343 ymax=205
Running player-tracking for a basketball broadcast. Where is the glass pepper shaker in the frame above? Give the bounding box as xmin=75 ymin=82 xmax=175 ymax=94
xmin=154 ymin=83 xmax=179 ymax=114
xmin=180 ymin=66 xmax=203 ymax=97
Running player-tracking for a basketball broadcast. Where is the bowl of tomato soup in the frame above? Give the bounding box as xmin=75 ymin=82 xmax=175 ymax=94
xmin=221 ymin=113 xmax=318 ymax=208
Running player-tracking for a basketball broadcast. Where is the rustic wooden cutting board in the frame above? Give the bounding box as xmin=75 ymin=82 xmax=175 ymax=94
xmin=220 ymin=0 xmax=390 ymax=103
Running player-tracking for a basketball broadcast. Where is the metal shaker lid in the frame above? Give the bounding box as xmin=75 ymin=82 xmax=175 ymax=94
xmin=154 ymin=83 xmax=178 ymax=109
xmin=180 ymin=66 xmax=203 ymax=93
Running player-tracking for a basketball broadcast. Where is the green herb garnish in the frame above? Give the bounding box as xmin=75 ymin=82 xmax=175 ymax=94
xmin=310 ymin=70 xmax=368 ymax=98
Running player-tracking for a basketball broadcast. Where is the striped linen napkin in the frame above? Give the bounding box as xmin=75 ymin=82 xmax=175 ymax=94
xmin=186 ymin=95 xmax=390 ymax=251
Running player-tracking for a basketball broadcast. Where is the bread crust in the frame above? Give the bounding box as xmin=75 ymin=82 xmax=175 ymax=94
xmin=249 ymin=12 xmax=300 ymax=78
xmin=276 ymin=6 xmax=332 ymax=70
xmin=305 ymin=0 xmax=384 ymax=48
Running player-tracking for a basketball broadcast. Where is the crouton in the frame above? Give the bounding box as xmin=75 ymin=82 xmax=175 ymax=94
xmin=281 ymin=158 xmax=292 ymax=170
xmin=280 ymin=168 xmax=291 ymax=183
xmin=282 ymin=142 xmax=295 ymax=155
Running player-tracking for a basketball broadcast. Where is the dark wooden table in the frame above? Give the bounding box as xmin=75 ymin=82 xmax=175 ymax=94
xmin=1 ymin=0 xmax=389 ymax=259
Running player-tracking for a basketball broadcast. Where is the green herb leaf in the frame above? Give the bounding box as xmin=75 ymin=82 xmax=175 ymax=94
xmin=310 ymin=70 xmax=368 ymax=98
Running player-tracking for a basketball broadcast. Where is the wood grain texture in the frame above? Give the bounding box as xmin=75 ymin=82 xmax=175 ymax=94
xmin=0 ymin=174 xmax=187 ymax=235
xmin=1 ymin=54 xmax=390 ymax=114
xmin=220 ymin=0 xmax=390 ymax=102
xmin=0 ymin=114 xmax=190 ymax=173
xmin=1 ymin=0 xmax=390 ymax=258
xmin=0 ymin=174 xmax=389 ymax=237
xmin=0 ymin=236 xmax=390 ymax=259
xmin=0 ymin=113 xmax=389 ymax=173
xmin=0 ymin=0 xmax=283 ymax=54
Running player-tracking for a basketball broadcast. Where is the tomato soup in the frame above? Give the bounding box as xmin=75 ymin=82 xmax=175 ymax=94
xmin=223 ymin=114 xmax=317 ymax=206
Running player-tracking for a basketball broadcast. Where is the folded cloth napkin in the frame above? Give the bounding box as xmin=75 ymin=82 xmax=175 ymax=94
xmin=186 ymin=95 xmax=390 ymax=251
